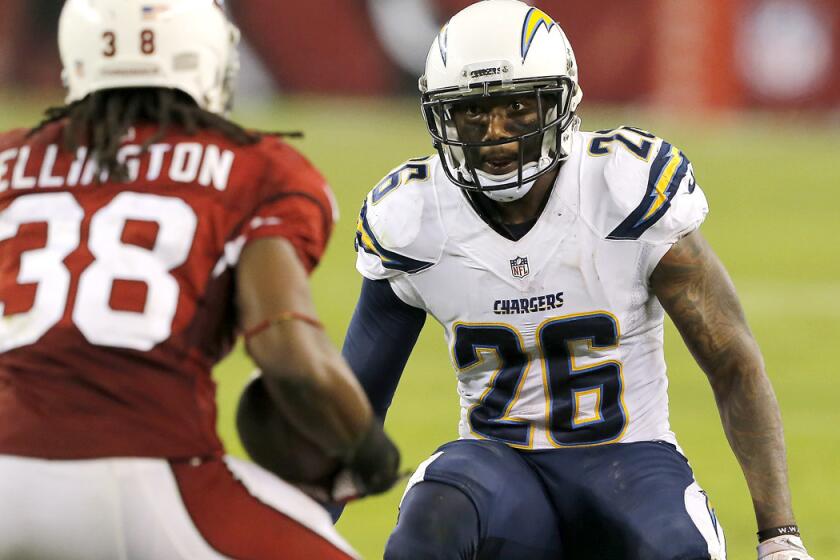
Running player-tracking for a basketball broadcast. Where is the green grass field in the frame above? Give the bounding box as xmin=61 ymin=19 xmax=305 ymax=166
xmin=2 ymin=93 xmax=838 ymax=558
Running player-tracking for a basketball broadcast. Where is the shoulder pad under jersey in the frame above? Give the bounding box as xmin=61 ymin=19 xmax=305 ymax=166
xmin=355 ymin=156 xmax=446 ymax=280
xmin=578 ymin=127 xmax=708 ymax=244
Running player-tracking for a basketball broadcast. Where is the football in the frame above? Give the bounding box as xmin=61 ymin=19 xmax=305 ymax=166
xmin=236 ymin=373 xmax=341 ymax=485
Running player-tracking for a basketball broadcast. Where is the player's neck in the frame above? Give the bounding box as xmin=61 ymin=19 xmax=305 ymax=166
xmin=488 ymin=166 xmax=559 ymax=225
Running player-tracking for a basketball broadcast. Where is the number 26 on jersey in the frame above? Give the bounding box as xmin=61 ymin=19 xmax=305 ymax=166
xmin=453 ymin=313 xmax=627 ymax=448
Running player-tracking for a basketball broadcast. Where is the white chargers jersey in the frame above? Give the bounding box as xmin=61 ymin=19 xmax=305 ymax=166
xmin=355 ymin=127 xmax=707 ymax=450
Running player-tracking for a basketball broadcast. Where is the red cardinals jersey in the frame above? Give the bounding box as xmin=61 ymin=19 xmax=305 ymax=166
xmin=0 ymin=122 xmax=335 ymax=460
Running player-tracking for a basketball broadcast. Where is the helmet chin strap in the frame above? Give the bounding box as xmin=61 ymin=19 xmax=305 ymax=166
xmin=474 ymin=160 xmax=541 ymax=203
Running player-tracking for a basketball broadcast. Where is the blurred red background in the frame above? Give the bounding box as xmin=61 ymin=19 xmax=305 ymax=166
xmin=2 ymin=0 xmax=837 ymax=110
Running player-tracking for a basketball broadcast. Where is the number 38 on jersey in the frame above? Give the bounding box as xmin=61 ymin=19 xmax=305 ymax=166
xmin=0 ymin=191 xmax=197 ymax=352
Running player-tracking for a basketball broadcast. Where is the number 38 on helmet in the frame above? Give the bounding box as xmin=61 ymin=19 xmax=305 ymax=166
xmin=58 ymin=0 xmax=240 ymax=115
xmin=420 ymin=0 xmax=583 ymax=201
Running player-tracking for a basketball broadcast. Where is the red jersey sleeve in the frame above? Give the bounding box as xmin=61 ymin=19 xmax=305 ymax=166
xmin=238 ymin=139 xmax=336 ymax=273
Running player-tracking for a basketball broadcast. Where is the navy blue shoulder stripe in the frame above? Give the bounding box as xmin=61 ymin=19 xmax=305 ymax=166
xmin=607 ymin=141 xmax=690 ymax=241
xmin=354 ymin=202 xmax=434 ymax=274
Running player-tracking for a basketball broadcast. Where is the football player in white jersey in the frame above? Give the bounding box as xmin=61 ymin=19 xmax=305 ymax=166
xmin=340 ymin=1 xmax=812 ymax=559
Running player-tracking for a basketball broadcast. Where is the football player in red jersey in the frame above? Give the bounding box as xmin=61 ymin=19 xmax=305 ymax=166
xmin=0 ymin=0 xmax=399 ymax=558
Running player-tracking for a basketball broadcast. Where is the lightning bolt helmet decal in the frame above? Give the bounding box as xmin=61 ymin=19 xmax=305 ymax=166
xmin=520 ymin=7 xmax=556 ymax=62
xmin=438 ymin=23 xmax=449 ymax=66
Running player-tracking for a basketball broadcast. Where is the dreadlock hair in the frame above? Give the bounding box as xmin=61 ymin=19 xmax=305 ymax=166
xmin=28 ymin=88 xmax=267 ymax=182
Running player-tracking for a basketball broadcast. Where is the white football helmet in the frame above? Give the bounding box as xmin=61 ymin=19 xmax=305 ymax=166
xmin=58 ymin=0 xmax=240 ymax=114
xmin=420 ymin=0 xmax=583 ymax=201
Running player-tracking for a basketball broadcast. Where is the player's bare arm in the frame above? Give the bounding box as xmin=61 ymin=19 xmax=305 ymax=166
xmin=236 ymin=237 xmax=401 ymax=501
xmin=650 ymin=231 xmax=795 ymax=531
xmin=237 ymin=237 xmax=375 ymax=453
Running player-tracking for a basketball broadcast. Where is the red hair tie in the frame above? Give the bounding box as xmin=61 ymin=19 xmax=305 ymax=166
xmin=243 ymin=311 xmax=323 ymax=341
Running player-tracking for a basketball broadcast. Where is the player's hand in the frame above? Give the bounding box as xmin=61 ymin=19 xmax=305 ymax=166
xmin=757 ymin=535 xmax=814 ymax=560
xmin=301 ymin=420 xmax=402 ymax=504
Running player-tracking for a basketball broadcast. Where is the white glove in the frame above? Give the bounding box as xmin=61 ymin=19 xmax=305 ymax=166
xmin=757 ymin=535 xmax=814 ymax=560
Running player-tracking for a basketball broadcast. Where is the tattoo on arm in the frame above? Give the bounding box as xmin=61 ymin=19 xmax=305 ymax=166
xmin=650 ymin=231 xmax=795 ymax=530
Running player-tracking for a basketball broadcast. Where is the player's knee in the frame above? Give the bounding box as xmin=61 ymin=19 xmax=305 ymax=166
xmin=384 ymin=482 xmax=478 ymax=560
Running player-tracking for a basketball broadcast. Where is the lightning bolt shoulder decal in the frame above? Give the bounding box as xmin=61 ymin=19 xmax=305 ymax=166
xmin=607 ymin=142 xmax=692 ymax=241
xmin=355 ymin=202 xmax=434 ymax=274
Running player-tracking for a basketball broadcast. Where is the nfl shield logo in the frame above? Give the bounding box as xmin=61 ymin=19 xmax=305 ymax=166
xmin=510 ymin=256 xmax=529 ymax=279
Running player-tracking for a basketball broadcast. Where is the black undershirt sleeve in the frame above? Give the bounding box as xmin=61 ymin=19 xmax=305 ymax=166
xmin=341 ymin=278 xmax=427 ymax=419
